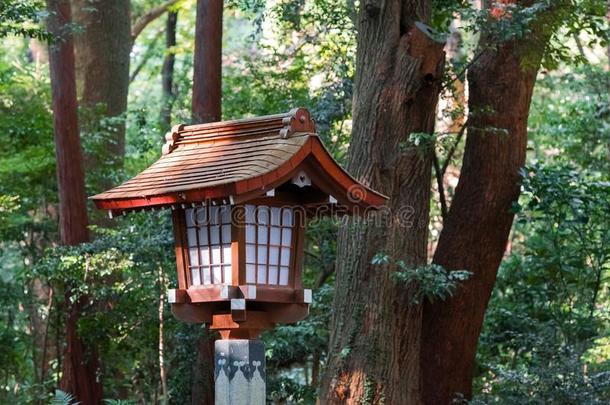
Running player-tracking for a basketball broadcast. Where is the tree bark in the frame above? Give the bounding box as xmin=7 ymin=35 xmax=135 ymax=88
xmin=190 ymin=1 xmax=223 ymax=402
xmin=46 ymin=0 xmax=102 ymax=402
xmin=421 ymin=2 xmax=569 ymax=403
xmin=192 ymin=0 xmax=223 ymax=123
xmin=71 ymin=0 xmax=131 ymax=186
xmin=319 ymin=1 xmax=445 ymax=403
xmin=161 ymin=11 xmax=178 ymax=129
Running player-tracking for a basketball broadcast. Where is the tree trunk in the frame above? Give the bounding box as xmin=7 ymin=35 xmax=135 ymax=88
xmin=420 ymin=2 xmax=569 ymax=402
xmin=191 ymin=328 xmax=216 ymax=405
xmin=319 ymin=1 xmax=445 ymax=403
xmin=190 ymin=1 xmax=223 ymax=402
xmin=192 ymin=0 xmax=223 ymax=123
xmin=71 ymin=0 xmax=131 ymax=186
xmin=46 ymin=0 xmax=102 ymax=402
xmin=161 ymin=11 xmax=178 ymax=129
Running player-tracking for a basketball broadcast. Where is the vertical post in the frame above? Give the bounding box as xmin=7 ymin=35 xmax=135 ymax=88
xmin=215 ymin=339 xmax=266 ymax=405
xmin=192 ymin=0 xmax=223 ymax=124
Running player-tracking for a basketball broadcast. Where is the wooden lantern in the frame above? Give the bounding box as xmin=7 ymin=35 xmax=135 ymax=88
xmin=92 ymin=108 xmax=387 ymax=339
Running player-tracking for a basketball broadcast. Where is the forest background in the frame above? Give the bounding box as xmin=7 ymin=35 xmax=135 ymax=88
xmin=0 ymin=0 xmax=609 ymax=403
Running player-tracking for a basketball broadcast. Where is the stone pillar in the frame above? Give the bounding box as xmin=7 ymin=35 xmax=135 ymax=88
xmin=215 ymin=339 xmax=265 ymax=405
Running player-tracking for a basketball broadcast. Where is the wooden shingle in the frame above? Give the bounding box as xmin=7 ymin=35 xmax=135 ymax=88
xmin=91 ymin=108 xmax=387 ymax=215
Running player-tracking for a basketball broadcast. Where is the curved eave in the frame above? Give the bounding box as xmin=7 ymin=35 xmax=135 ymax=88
xmin=92 ymin=136 xmax=388 ymax=214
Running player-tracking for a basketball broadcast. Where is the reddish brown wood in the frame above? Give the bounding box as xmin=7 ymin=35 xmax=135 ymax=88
xmin=46 ymin=0 xmax=103 ymax=402
xmin=171 ymin=303 xmax=214 ymax=323
xmin=291 ymin=210 xmax=305 ymax=289
xmin=172 ymin=210 xmax=189 ymax=289
xmin=48 ymin=0 xmax=89 ymax=246
xmin=191 ymin=7 xmax=223 ymax=399
xmin=421 ymin=4 xmax=563 ymax=401
xmin=192 ymin=0 xmax=223 ymax=123
xmin=209 ymin=311 xmax=271 ymax=337
xmin=91 ymin=118 xmax=387 ymax=213
xmin=320 ymin=6 xmax=446 ymax=404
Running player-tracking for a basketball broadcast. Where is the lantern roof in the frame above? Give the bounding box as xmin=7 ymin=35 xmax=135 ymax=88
xmin=91 ymin=108 xmax=387 ymax=216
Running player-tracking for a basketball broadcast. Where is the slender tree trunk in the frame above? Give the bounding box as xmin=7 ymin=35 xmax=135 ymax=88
xmin=190 ymin=1 xmax=223 ymax=403
xmin=161 ymin=11 xmax=178 ymax=129
xmin=420 ymin=2 xmax=570 ymax=403
xmin=192 ymin=0 xmax=223 ymax=123
xmin=319 ymin=1 xmax=445 ymax=403
xmin=159 ymin=266 xmax=168 ymax=404
xmin=71 ymin=0 xmax=131 ymax=187
xmin=46 ymin=0 xmax=102 ymax=402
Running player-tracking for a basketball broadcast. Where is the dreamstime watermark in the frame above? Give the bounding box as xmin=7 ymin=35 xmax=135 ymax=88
xmin=183 ymin=186 xmax=416 ymax=229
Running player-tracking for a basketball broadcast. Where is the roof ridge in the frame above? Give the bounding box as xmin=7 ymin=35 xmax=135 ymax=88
xmin=161 ymin=108 xmax=315 ymax=156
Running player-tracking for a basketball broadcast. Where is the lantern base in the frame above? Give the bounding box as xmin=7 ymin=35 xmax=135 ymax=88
xmin=215 ymin=339 xmax=265 ymax=405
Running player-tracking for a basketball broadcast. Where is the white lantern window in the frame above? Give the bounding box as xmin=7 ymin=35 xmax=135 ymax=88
xmin=185 ymin=205 xmax=232 ymax=286
xmin=244 ymin=205 xmax=293 ymax=286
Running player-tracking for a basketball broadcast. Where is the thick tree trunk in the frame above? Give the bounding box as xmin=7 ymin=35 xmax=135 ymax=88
xmin=420 ymin=2 xmax=568 ymax=402
xmin=71 ymin=0 xmax=131 ymax=184
xmin=190 ymin=1 xmax=223 ymax=402
xmin=47 ymin=3 xmax=89 ymax=246
xmin=192 ymin=0 xmax=223 ymax=123
xmin=161 ymin=11 xmax=178 ymax=129
xmin=319 ymin=1 xmax=445 ymax=403
xmin=46 ymin=0 xmax=102 ymax=402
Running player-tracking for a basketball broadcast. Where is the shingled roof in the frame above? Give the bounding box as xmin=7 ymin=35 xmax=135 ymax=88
xmin=91 ymin=108 xmax=387 ymax=215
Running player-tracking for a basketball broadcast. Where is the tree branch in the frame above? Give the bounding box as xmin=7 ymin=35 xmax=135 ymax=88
xmin=440 ymin=119 xmax=468 ymax=177
xmin=433 ymin=151 xmax=448 ymax=221
xmin=130 ymin=30 xmax=163 ymax=83
xmin=131 ymin=0 xmax=181 ymax=41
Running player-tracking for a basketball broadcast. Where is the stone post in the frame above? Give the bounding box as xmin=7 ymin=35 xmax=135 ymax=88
xmin=215 ymin=339 xmax=266 ymax=405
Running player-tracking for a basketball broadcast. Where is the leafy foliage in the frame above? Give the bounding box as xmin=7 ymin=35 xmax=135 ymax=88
xmin=0 ymin=0 xmax=609 ymax=402
xmin=0 ymin=0 xmax=49 ymax=40
xmin=475 ymin=162 xmax=610 ymax=403
xmin=372 ymin=253 xmax=472 ymax=304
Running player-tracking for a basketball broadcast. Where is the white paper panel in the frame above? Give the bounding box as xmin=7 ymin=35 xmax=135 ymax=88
xmin=281 ymin=228 xmax=292 ymax=246
xmin=257 ymin=226 xmax=267 ymax=244
xmin=220 ymin=206 xmax=231 ymax=224
xmin=246 ymin=225 xmax=256 ymax=243
xmin=212 ymin=266 xmax=222 ymax=284
xmin=268 ymin=266 xmax=279 ymax=285
xmin=200 ymin=247 xmax=210 ymax=266
xmin=245 ymin=205 xmax=256 ymax=223
xmin=222 ymin=245 xmax=232 ymax=263
xmin=223 ymin=265 xmax=232 ymax=284
xmin=210 ymin=245 xmax=221 ymax=264
xmin=187 ymin=228 xmax=197 ymax=247
xmin=191 ymin=268 xmax=201 ymax=286
xmin=189 ymin=247 xmax=199 ymax=267
xmin=193 ymin=207 xmax=205 ymax=225
xmin=269 ymin=246 xmax=279 ymax=265
xmin=246 ymin=264 xmax=256 ymax=283
xmin=203 ymin=267 xmax=211 ymax=285
xmin=257 ymin=206 xmax=270 ymax=225
xmin=210 ymin=225 xmax=220 ymax=245
xmin=257 ymin=246 xmax=267 ymax=264
xmin=271 ymin=207 xmax=281 ymax=226
xmin=186 ymin=208 xmax=195 ymax=227
xmin=221 ymin=224 xmax=231 ymax=244
xmin=282 ymin=208 xmax=293 ymax=226
xmin=279 ymin=267 xmax=289 ymax=285
xmin=281 ymin=248 xmax=291 ymax=266
xmin=209 ymin=206 xmax=219 ymax=224
xmin=270 ymin=227 xmax=281 ymax=245
xmin=198 ymin=227 xmax=208 ymax=245
xmin=246 ymin=244 xmax=256 ymax=263
xmin=257 ymin=265 xmax=267 ymax=284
